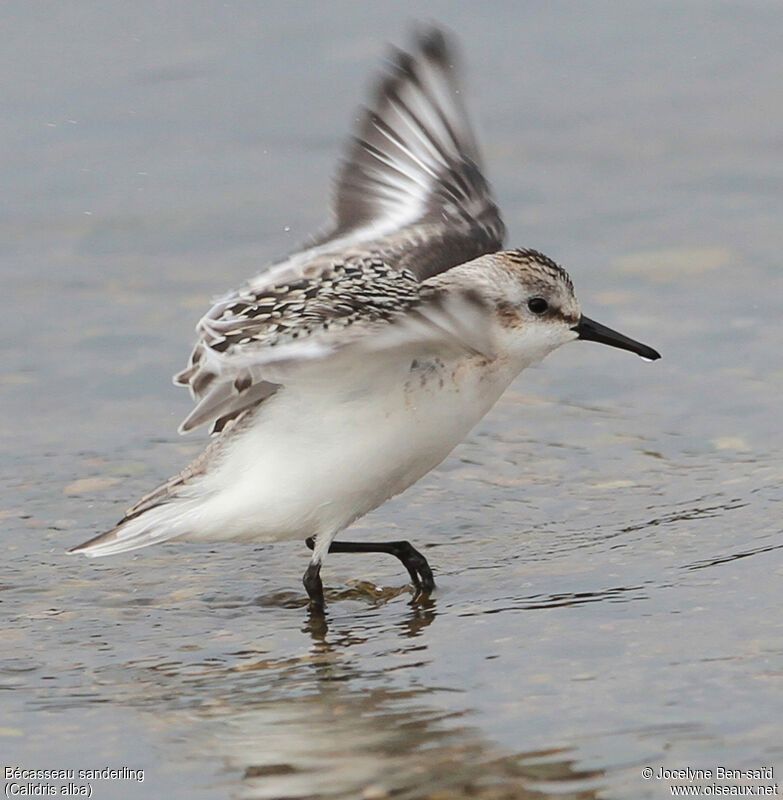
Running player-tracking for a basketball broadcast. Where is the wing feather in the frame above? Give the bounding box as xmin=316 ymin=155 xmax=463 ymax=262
xmin=314 ymin=27 xmax=505 ymax=263
xmin=175 ymin=27 xmax=504 ymax=435
xmin=177 ymin=260 xmax=493 ymax=434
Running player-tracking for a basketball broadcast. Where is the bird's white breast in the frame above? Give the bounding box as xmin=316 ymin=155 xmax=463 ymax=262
xmin=179 ymin=350 xmax=517 ymax=544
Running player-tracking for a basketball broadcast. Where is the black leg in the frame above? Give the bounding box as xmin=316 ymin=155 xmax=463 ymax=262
xmin=302 ymin=561 xmax=325 ymax=610
xmin=305 ymin=536 xmax=435 ymax=595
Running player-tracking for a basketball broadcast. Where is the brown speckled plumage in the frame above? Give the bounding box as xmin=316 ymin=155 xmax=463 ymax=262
xmin=206 ymin=258 xmax=422 ymax=352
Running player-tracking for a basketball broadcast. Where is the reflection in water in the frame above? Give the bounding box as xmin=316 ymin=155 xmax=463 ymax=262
xmin=302 ymin=593 xmax=438 ymax=643
xmin=211 ymin=694 xmax=605 ymax=799
xmin=172 ymin=622 xmax=607 ymax=800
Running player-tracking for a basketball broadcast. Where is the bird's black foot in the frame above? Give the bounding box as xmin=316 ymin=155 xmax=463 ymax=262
xmin=304 ymin=536 xmax=435 ymax=599
xmin=302 ymin=561 xmax=325 ymax=613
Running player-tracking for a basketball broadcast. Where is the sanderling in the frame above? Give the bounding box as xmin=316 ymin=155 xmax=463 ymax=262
xmin=71 ymin=28 xmax=660 ymax=609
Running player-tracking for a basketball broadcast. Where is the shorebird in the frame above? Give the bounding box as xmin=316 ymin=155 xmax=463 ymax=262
xmin=71 ymin=29 xmax=660 ymax=610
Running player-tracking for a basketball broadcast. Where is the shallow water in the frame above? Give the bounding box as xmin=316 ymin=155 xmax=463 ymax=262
xmin=3 ymin=2 xmax=782 ymax=799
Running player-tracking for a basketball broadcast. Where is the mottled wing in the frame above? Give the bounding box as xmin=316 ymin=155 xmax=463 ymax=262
xmin=175 ymin=257 xmax=492 ymax=434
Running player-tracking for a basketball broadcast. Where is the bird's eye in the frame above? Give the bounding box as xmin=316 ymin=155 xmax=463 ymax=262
xmin=527 ymin=297 xmax=549 ymax=315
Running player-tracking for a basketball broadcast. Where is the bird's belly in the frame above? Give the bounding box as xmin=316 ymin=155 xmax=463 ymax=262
xmin=183 ymin=356 xmax=513 ymax=542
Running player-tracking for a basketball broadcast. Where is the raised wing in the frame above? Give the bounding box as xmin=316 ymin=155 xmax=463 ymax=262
xmin=309 ymin=27 xmax=505 ymax=277
xmin=175 ymin=27 xmax=504 ymax=434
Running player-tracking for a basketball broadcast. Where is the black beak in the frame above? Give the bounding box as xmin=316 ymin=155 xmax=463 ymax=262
xmin=572 ymin=315 xmax=661 ymax=361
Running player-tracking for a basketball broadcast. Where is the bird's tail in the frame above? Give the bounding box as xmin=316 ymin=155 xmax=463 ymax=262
xmin=69 ymin=499 xmax=199 ymax=557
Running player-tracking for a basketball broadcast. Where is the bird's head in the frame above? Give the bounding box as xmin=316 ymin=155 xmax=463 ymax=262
xmin=476 ymin=249 xmax=661 ymax=369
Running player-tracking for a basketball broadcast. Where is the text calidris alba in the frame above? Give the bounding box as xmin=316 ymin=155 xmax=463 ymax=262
xmin=71 ymin=29 xmax=660 ymax=610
